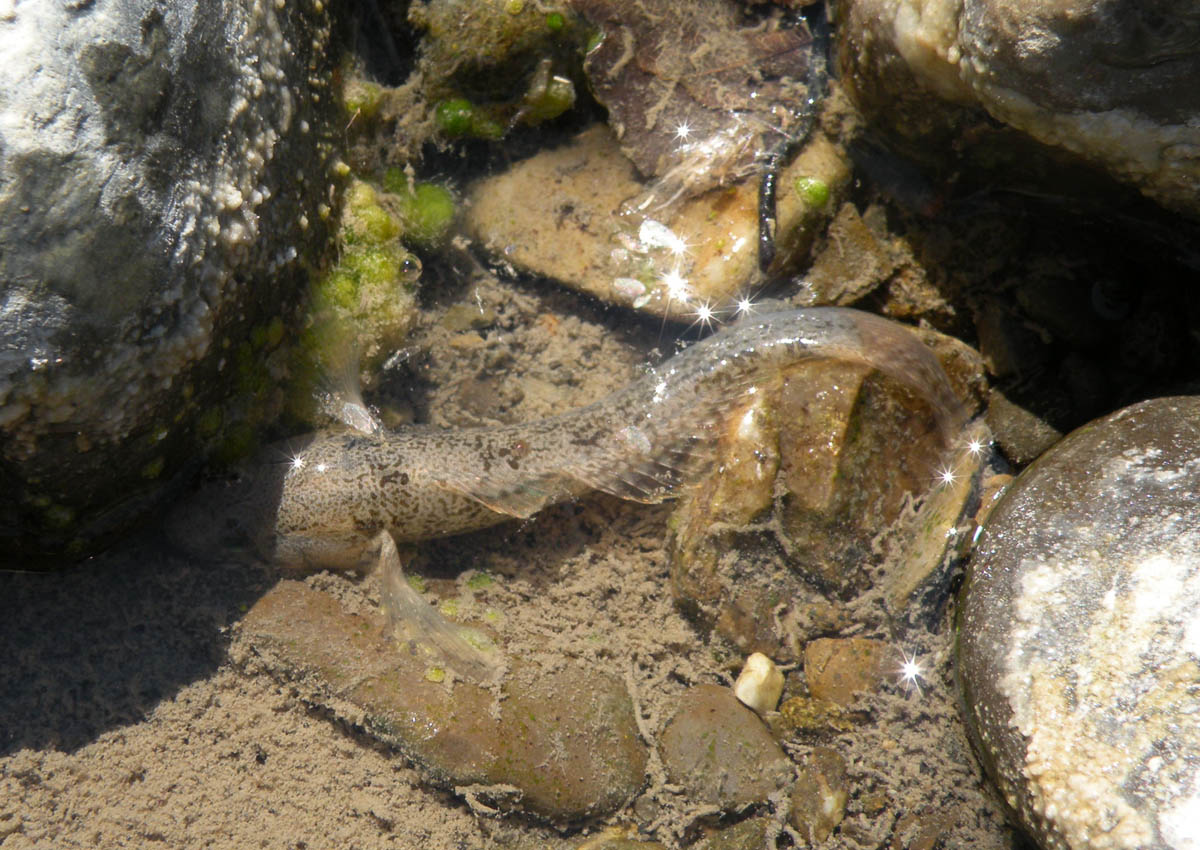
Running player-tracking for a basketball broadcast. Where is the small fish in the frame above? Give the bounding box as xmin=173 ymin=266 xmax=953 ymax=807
xmin=169 ymin=307 xmax=966 ymax=678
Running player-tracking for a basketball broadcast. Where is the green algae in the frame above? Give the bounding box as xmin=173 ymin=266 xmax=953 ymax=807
xmin=383 ymin=171 xmax=458 ymax=247
xmin=434 ymin=97 xmax=505 ymax=139
xmin=342 ymin=77 xmax=385 ymax=121
xmin=794 ymin=175 xmax=831 ymax=208
xmin=289 ymin=178 xmax=420 ymax=423
xmin=465 ymin=570 xmax=495 ymax=590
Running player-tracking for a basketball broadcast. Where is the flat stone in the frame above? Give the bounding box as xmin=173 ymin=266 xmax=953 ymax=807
xmin=240 ymin=580 xmax=647 ymax=823
xmin=465 ymin=122 xmax=850 ymax=320
xmin=959 ymin=396 xmax=1200 ymax=849
xmin=657 ymin=684 xmax=792 ymax=812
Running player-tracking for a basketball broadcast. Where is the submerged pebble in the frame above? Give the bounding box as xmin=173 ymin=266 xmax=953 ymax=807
xmin=790 ymin=746 xmax=850 ymax=842
xmin=959 ymin=397 xmax=1200 ymax=850
xmin=657 ymin=684 xmax=793 ymax=812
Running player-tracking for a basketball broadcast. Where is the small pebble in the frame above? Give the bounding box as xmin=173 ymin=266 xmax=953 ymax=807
xmin=733 ymin=652 xmax=784 ymax=715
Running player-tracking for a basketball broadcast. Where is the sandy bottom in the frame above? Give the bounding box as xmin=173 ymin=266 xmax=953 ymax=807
xmin=1 ymin=272 xmax=1022 ymax=849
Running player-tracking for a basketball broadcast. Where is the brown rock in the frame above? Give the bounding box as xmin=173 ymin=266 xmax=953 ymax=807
xmin=240 ymin=580 xmax=647 ymax=823
xmin=803 ymin=203 xmax=898 ymax=306
xmin=465 ymin=123 xmax=850 ymax=321
xmin=658 ymin=684 xmax=793 ymax=812
xmin=985 ymin=388 xmax=1063 ymax=467
xmin=574 ymin=827 xmax=667 ymax=849
xmin=691 ymin=816 xmax=771 ymax=850
xmin=804 ymin=637 xmax=891 ymax=705
xmin=890 ymin=810 xmax=956 ymax=850
xmin=790 ymin=747 xmax=850 ymax=842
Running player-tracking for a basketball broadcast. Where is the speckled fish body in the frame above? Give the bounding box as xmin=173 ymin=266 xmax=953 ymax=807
xmin=173 ymin=308 xmax=965 ymax=569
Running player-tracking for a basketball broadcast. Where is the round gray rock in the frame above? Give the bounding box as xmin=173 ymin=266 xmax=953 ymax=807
xmin=0 ymin=0 xmax=338 ymax=561
xmin=959 ymin=397 xmax=1200 ymax=849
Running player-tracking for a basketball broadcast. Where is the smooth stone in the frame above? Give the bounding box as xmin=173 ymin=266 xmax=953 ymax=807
xmin=958 ymin=397 xmax=1200 ymax=849
xmin=465 ymin=121 xmax=850 ymax=320
xmin=691 ymin=817 xmax=771 ymax=850
xmin=804 ymin=638 xmax=891 ymax=706
xmin=240 ymin=580 xmax=647 ymax=823
xmin=657 ymin=684 xmax=793 ymax=812
xmin=574 ymin=829 xmax=667 ymax=850
xmin=836 ymin=0 xmax=1200 ymax=216
xmin=0 ymin=0 xmax=338 ymax=561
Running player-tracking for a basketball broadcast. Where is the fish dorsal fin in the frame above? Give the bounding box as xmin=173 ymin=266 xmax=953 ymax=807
xmin=312 ymin=328 xmax=382 ymax=435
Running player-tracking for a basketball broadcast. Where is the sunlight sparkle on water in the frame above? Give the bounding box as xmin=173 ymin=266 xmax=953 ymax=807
xmin=898 ymin=650 xmax=926 ymax=695
xmin=660 ymin=268 xmax=690 ymax=302
xmin=690 ymin=300 xmax=719 ymax=332
xmin=734 ymin=295 xmax=756 ymax=317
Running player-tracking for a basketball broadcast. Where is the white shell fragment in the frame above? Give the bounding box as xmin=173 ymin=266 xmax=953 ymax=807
xmin=733 ymin=652 xmax=784 ymax=715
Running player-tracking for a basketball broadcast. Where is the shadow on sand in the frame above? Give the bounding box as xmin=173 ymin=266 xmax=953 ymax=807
xmin=0 ymin=533 xmax=269 ymax=756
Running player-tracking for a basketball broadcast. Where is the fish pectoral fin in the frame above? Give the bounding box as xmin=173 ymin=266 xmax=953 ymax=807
xmin=375 ymin=530 xmax=501 ymax=682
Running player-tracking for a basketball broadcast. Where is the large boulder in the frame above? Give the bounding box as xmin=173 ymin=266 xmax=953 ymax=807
xmin=0 ymin=0 xmax=340 ymax=562
xmin=959 ymin=397 xmax=1200 ymax=849
xmin=836 ymin=0 xmax=1200 ymax=216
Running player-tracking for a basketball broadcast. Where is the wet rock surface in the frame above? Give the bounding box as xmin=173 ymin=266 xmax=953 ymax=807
xmin=466 ymin=120 xmax=850 ymax=319
xmin=575 ymin=0 xmax=816 ymax=188
xmin=836 ymin=0 xmax=1200 ymax=216
xmin=804 ymin=638 xmax=891 ymax=706
xmin=959 ymin=397 xmax=1200 ymax=849
xmin=0 ymin=0 xmax=339 ymax=562
xmin=241 ymin=580 xmax=647 ymax=823
xmin=791 ymin=746 xmax=850 ymax=842
xmin=668 ymin=335 xmax=987 ymax=655
xmin=12 ymin=0 xmax=1200 ymax=846
xmin=657 ymin=684 xmax=792 ymax=812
